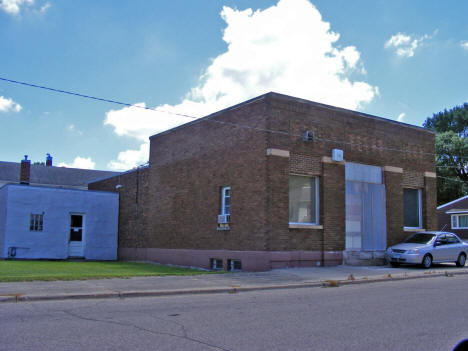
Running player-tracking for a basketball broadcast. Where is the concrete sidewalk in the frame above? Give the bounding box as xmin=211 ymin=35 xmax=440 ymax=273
xmin=1 ymin=264 xmax=467 ymax=303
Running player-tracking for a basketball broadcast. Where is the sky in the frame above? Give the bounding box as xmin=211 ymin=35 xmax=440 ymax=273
xmin=1 ymin=0 xmax=467 ymax=171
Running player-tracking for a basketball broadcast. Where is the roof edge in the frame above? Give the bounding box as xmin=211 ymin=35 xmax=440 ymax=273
xmin=267 ymin=92 xmax=434 ymax=134
xmin=3 ymin=183 xmax=119 ymax=195
xmin=149 ymin=92 xmax=433 ymax=141
xmin=149 ymin=94 xmax=269 ymax=140
xmin=437 ymin=194 xmax=468 ymax=209
xmin=88 ymin=165 xmax=149 ymax=184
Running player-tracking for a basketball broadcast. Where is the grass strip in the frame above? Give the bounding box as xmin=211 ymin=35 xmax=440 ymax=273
xmin=0 ymin=261 xmax=218 ymax=282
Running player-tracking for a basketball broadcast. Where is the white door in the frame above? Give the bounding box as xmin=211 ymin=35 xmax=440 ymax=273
xmin=68 ymin=214 xmax=84 ymax=257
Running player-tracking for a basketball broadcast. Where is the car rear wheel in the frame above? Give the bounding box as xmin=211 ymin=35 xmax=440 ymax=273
xmin=421 ymin=254 xmax=432 ymax=269
xmin=456 ymin=253 xmax=466 ymax=267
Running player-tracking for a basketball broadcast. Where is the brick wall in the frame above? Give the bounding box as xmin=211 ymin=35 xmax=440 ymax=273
xmin=89 ymin=167 xmax=150 ymax=250
xmin=147 ymin=98 xmax=269 ymax=252
xmin=402 ymin=171 xmax=425 ymax=188
xmin=265 ymin=94 xmax=435 ymax=251
xmin=384 ymin=171 xmax=404 ymax=246
xmin=90 ymin=92 xmax=437 ymax=268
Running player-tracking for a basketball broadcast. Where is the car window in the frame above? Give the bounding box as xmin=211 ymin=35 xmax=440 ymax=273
xmin=435 ymin=235 xmax=447 ymax=245
xmin=404 ymin=233 xmax=436 ymax=244
xmin=446 ymin=234 xmax=460 ymax=244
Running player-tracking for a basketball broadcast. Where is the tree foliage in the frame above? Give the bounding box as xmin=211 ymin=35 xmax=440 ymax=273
xmin=423 ymin=103 xmax=468 ymax=205
xmin=423 ymin=103 xmax=468 ymax=133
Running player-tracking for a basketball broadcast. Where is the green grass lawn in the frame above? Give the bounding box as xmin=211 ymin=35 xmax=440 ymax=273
xmin=0 ymin=261 xmax=217 ymax=282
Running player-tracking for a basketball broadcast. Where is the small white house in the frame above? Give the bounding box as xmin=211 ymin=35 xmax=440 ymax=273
xmin=0 ymin=184 xmax=119 ymax=260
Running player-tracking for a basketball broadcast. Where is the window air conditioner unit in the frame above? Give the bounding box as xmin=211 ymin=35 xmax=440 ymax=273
xmin=218 ymin=214 xmax=230 ymax=224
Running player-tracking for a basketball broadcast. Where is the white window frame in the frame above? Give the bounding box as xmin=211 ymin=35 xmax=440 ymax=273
xmin=403 ymin=188 xmax=423 ymax=230
xmin=29 ymin=213 xmax=44 ymax=231
xmin=289 ymin=175 xmax=320 ymax=226
xmin=451 ymin=214 xmax=468 ymax=229
xmin=221 ymin=186 xmax=231 ymax=215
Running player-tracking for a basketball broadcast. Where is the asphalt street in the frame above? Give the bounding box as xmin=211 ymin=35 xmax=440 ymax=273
xmin=1 ymin=275 xmax=467 ymax=351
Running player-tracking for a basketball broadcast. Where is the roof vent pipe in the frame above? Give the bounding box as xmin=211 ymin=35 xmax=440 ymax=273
xmin=46 ymin=153 xmax=53 ymax=167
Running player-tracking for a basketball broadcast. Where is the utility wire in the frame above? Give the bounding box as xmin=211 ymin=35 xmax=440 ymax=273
xmin=0 ymin=76 xmax=198 ymax=120
xmin=0 ymin=75 xmax=457 ymax=158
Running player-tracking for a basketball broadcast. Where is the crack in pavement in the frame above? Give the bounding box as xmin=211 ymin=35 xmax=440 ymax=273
xmin=59 ymin=309 xmax=232 ymax=351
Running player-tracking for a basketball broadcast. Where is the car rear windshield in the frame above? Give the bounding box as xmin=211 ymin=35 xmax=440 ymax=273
xmin=404 ymin=233 xmax=436 ymax=244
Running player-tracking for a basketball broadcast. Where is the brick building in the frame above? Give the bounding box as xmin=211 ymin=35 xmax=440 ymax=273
xmin=90 ymin=92 xmax=437 ymax=271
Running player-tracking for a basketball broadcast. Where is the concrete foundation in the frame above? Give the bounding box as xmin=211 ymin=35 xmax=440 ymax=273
xmin=119 ymin=248 xmax=343 ymax=271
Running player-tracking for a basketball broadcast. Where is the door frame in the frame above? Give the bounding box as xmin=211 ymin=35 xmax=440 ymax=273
xmin=68 ymin=213 xmax=85 ymax=258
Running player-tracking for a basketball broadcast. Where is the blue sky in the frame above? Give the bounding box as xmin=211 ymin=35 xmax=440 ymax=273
xmin=1 ymin=0 xmax=467 ymax=170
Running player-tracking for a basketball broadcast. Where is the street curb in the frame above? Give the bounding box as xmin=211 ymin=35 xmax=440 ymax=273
xmin=2 ymin=270 xmax=467 ymax=303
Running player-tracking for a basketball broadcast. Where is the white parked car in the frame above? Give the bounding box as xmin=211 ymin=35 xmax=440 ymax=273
xmin=386 ymin=231 xmax=468 ymax=268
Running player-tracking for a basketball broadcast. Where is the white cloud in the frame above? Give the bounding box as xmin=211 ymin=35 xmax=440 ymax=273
xmin=461 ymin=41 xmax=468 ymax=50
xmin=39 ymin=1 xmax=49 ymax=13
xmin=385 ymin=32 xmax=433 ymax=58
xmin=0 ymin=0 xmax=34 ymax=15
xmin=397 ymin=113 xmax=405 ymax=122
xmin=106 ymin=0 xmax=378 ymax=169
xmin=0 ymin=95 xmax=22 ymax=113
xmin=58 ymin=157 xmax=96 ymax=170
xmin=107 ymin=141 xmax=149 ymax=171
xmin=67 ymin=124 xmax=83 ymax=135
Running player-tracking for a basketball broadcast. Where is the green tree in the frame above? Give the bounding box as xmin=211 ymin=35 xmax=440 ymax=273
xmin=423 ymin=103 xmax=468 ymax=205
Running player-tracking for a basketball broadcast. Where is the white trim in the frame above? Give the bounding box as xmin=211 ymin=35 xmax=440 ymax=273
xmin=221 ymin=186 xmax=231 ymax=216
xmin=450 ymin=214 xmax=468 ymax=229
xmin=403 ymin=188 xmax=423 ymax=229
xmin=437 ymin=194 xmax=468 ymax=210
xmin=289 ymin=175 xmax=320 ymax=225
xmin=322 ymin=156 xmax=345 ymax=165
xmin=68 ymin=213 xmax=85 ymax=258
xmin=266 ymin=148 xmax=290 ymax=158
xmin=424 ymin=171 xmax=436 ymax=178
xmin=383 ymin=166 xmax=403 ymax=173
xmin=404 ymin=227 xmax=425 ymax=232
xmin=289 ymin=223 xmax=323 ymax=229
xmin=446 ymin=209 xmax=468 ymax=214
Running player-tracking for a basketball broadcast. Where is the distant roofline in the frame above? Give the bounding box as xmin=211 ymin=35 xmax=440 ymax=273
xmin=1 ymin=183 xmax=119 ymax=195
xmin=0 ymin=160 xmax=120 ymax=173
xmin=437 ymin=194 xmax=468 ymax=210
xmin=149 ymin=92 xmax=434 ymax=141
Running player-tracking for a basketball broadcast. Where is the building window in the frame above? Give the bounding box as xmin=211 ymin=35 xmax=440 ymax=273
xmin=218 ymin=186 xmax=231 ymax=230
xmin=30 ymin=213 xmax=43 ymax=231
xmin=210 ymin=258 xmax=223 ymax=270
xmin=451 ymin=214 xmax=468 ymax=229
xmin=403 ymin=188 xmax=422 ymax=228
xmin=221 ymin=186 xmax=231 ymax=216
xmin=227 ymin=259 xmax=242 ymax=271
xmin=289 ymin=175 xmax=319 ymax=225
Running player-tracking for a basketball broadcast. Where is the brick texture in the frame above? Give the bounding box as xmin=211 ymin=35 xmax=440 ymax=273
xmin=402 ymin=171 xmax=425 ymax=188
xmin=89 ymin=167 xmax=150 ymax=250
xmin=289 ymin=153 xmax=321 ymax=176
xmin=423 ymin=177 xmax=437 ymax=231
xmin=90 ymin=92 xmax=436 ymax=268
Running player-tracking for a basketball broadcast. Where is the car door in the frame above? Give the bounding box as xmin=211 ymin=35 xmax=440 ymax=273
xmin=445 ymin=234 xmax=461 ymax=261
xmin=432 ymin=235 xmax=448 ymax=262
